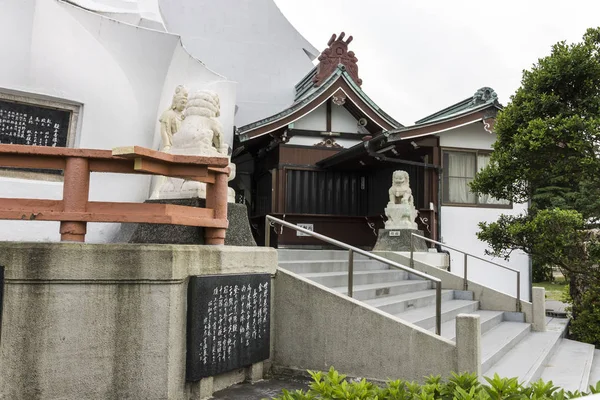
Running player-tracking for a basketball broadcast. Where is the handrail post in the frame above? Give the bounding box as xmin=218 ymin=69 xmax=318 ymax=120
xmin=60 ymin=156 xmax=89 ymax=242
xmin=435 ymin=281 xmax=442 ymax=336
xmin=204 ymin=171 xmax=228 ymax=245
xmin=264 ymin=216 xmax=271 ymax=247
xmin=348 ymin=249 xmax=354 ymax=298
xmin=516 ymin=271 xmax=521 ymax=312
xmin=410 ymin=234 xmax=414 ymax=268
xmin=463 ymin=253 xmax=468 ymax=290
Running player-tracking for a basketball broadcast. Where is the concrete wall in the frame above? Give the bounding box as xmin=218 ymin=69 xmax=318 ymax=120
xmin=273 ymin=268 xmax=457 ymax=381
xmin=159 ymin=0 xmax=319 ymax=127
xmin=0 ymin=0 xmax=236 ymax=243
xmin=375 ymin=251 xmax=533 ymax=323
xmin=0 ymin=243 xmax=277 ymax=399
xmin=437 ymin=123 xmax=531 ymax=300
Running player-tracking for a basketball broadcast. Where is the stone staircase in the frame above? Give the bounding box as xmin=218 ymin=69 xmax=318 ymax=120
xmin=278 ymin=249 xmax=600 ymax=391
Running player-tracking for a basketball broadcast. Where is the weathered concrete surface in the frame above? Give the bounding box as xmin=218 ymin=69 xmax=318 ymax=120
xmin=373 ymin=229 xmax=427 ymax=252
xmin=456 ymin=314 xmax=481 ymax=377
xmin=375 ymin=252 xmax=533 ymax=323
xmin=114 ymin=199 xmax=256 ymax=247
xmin=0 ymin=243 xmax=276 ymax=400
xmin=273 ymin=268 xmax=457 ymax=382
xmin=532 ymin=287 xmax=546 ymax=332
xmin=212 ymin=378 xmax=309 ymax=399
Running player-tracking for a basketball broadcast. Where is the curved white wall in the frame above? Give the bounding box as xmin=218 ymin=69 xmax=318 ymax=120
xmin=0 ymin=0 xmax=236 ymax=242
xmin=438 ymin=122 xmax=531 ymax=300
xmin=158 ymin=0 xmax=319 ymax=127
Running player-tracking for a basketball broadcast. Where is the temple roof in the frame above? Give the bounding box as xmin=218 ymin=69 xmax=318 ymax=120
xmin=386 ymin=87 xmax=502 ymax=141
xmin=414 ymin=87 xmax=500 ymax=125
xmin=236 ymin=33 xmax=403 ymax=143
xmin=317 ymin=87 xmax=502 ymax=169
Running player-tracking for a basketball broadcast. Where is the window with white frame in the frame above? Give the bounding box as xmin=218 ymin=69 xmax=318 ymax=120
xmin=442 ymin=149 xmax=510 ymax=207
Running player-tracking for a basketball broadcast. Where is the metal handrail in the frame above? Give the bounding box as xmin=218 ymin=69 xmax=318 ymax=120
xmin=410 ymin=233 xmax=521 ymax=312
xmin=265 ymin=215 xmax=444 ymax=336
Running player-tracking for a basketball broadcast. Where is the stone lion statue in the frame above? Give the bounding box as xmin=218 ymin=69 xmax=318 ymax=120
xmin=388 ymin=170 xmax=413 ymax=206
xmin=171 ymin=90 xmax=224 ymax=156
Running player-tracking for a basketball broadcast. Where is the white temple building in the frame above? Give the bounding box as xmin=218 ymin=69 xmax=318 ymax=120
xmin=0 ymin=0 xmax=314 ymax=242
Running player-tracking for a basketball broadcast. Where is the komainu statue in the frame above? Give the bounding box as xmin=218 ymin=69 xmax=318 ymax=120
xmin=385 ymin=170 xmax=418 ymax=230
xmin=152 ymin=89 xmax=236 ymax=202
xmin=159 ymin=85 xmax=188 ymax=152
xmin=388 ymin=170 xmax=414 ymax=205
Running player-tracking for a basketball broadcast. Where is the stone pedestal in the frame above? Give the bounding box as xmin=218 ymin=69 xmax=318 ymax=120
xmin=0 ymin=242 xmax=275 ymax=399
xmin=113 ymin=198 xmax=256 ymax=246
xmin=372 ymin=229 xmax=428 ymax=252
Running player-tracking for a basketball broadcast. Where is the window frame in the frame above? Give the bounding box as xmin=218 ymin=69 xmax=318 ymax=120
xmin=441 ymin=147 xmax=512 ymax=209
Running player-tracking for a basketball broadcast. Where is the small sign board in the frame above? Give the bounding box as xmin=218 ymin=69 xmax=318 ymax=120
xmin=296 ymin=223 xmax=314 ymax=237
xmin=186 ymin=274 xmax=271 ymax=381
xmin=389 ymin=231 xmax=402 ymax=237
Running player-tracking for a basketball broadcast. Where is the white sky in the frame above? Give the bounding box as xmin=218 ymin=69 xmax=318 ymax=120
xmin=274 ymin=0 xmax=600 ymax=125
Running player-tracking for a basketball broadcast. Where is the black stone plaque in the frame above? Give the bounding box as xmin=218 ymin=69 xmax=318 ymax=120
xmin=186 ymin=274 xmax=271 ymax=381
xmin=0 ymin=266 xmax=4 ymax=342
xmin=0 ymin=99 xmax=72 ymax=175
xmin=0 ymin=99 xmax=71 ymax=148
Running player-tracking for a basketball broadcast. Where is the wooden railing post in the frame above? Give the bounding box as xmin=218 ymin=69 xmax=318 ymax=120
xmin=60 ymin=157 xmax=90 ymax=242
xmin=204 ymin=170 xmax=228 ymax=245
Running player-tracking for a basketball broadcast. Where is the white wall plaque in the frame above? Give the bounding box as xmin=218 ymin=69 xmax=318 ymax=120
xmin=389 ymin=230 xmax=402 ymax=237
xmin=297 ymin=223 xmax=314 ymax=236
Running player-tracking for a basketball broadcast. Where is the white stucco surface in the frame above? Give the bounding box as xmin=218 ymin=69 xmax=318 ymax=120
xmin=158 ymin=0 xmax=319 ymax=127
xmin=287 ymin=136 xmax=361 ymax=148
xmin=437 ymin=122 xmax=531 ymax=300
xmin=292 ymin=101 xmax=364 ymax=134
xmin=293 ymin=103 xmax=327 ymax=131
xmin=0 ymin=0 xmax=235 ymax=242
xmin=331 ymin=103 xmax=361 ymax=133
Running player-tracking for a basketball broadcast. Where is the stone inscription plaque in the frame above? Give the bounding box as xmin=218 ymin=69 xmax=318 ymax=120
xmin=186 ymin=274 xmax=271 ymax=381
xmin=0 ymin=266 xmax=4 ymax=341
xmin=0 ymin=99 xmax=71 ymax=148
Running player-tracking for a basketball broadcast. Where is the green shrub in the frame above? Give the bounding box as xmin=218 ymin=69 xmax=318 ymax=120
xmin=267 ymin=367 xmax=600 ymax=400
xmin=568 ymin=284 xmax=600 ymax=348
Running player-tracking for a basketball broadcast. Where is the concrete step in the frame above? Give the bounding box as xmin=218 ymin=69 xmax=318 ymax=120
xmin=297 ymin=269 xmax=409 ymax=287
xmin=394 ymin=299 xmax=479 ymax=330
xmin=483 ymin=318 xmax=568 ymax=383
xmin=331 ymin=279 xmax=432 ymax=301
xmin=364 ymin=289 xmax=454 ymax=315
xmin=278 ymin=249 xmax=371 ymax=262
xmin=589 ymin=350 xmax=600 ymax=388
xmin=540 ymin=338 xmax=595 ymax=393
xmin=481 ymin=322 xmax=531 ymax=372
xmin=428 ymin=310 xmax=505 ymax=341
xmin=278 ymin=259 xmax=389 ymax=274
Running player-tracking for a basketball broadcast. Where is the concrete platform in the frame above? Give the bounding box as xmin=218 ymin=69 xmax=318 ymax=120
xmin=212 ymin=378 xmax=309 ymax=399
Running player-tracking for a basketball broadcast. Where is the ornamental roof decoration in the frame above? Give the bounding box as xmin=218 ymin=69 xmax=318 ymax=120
xmin=470 ymin=87 xmax=498 ymax=106
xmin=313 ymin=32 xmax=362 ymax=87
xmin=415 ymin=87 xmax=501 ymax=125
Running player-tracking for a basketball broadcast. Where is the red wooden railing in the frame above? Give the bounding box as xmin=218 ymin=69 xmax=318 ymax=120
xmin=0 ymin=144 xmax=230 ymax=244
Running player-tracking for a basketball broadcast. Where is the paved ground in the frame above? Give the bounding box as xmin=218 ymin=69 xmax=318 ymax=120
xmin=546 ymin=300 xmax=568 ymax=314
xmin=213 ymin=378 xmax=309 ymax=399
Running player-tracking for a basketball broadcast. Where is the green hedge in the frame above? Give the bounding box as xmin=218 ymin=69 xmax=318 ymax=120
xmin=268 ymin=367 xmax=600 ymax=400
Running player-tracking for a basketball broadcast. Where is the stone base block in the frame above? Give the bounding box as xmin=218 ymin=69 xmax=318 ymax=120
xmin=372 ymin=229 xmax=428 ymax=252
xmin=113 ymin=198 xmax=256 ymax=246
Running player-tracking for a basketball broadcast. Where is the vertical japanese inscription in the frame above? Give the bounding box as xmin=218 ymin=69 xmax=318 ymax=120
xmin=0 ymin=266 xmax=4 ymax=342
xmin=0 ymin=99 xmax=71 ymax=148
xmin=186 ymin=274 xmax=271 ymax=381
